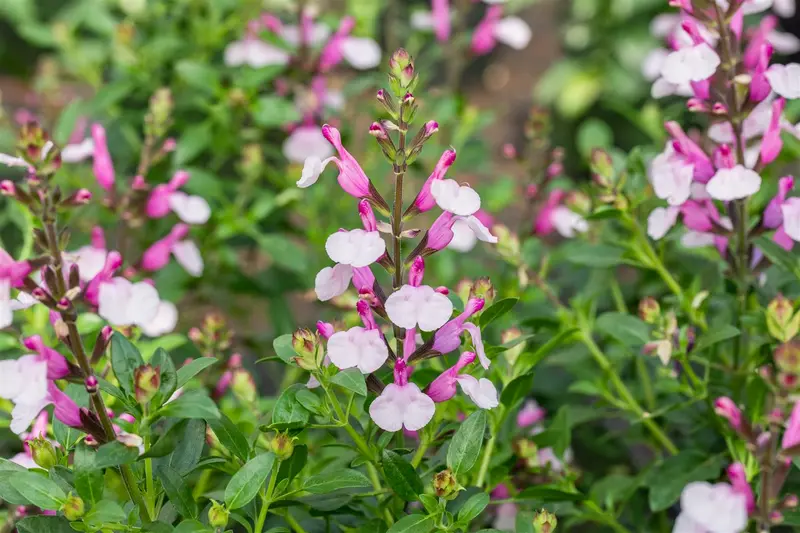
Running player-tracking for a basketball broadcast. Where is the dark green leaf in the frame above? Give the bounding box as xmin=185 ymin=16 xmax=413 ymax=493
xmin=515 ymin=328 xmax=579 ymax=373
xmin=95 ymin=441 xmax=140 ymax=469
xmin=302 ymin=469 xmax=372 ymax=494
xmin=175 ymin=124 xmax=212 ymax=166
xmin=143 ymin=522 xmax=175 ymax=533
xmin=457 ymin=492 xmax=490 ymax=523
xmin=479 ymin=298 xmax=519 ymax=328
xmin=84 ymin=500 xmax=126 ymax=528
xmin=447 ymin=410 xmax=487 ymax=474
xmin=174 ymin=520 xmax=212 ymax=533
xmin=155 ymin=419 xmax=206 ymax=475
xmin=16 ymin=516 xmax=73 ymax=533
xmin=110 ymin=333 xmax=144 ymax=394
xmin=295 ymin=389 xmax=323 ymax=414
xmin=647 ymin=452 xmax=726 ymax=511
xmin=272 ymin=334 xmax=297 ymax=365
xmin=158 ymin=466 xmax=198 ymax=519
xmin=693 ymin=325 xmax=741 ymax=354
xmin=596 ymin=312 xmax=650 ymax=346
xmin=754 ymin=235 xmax=800 ymax=279
xmin=500 ymin=373 xmax=534 ymax=409
xmin=271 ymin=384 xmax=310 ymax=429
xmin=176 ymin=357 xmax=218 ymax=388
xmin=158 ymin=391 xmax=220 ymax=420
xmin=151 ymin=348 xmax=178 ymax=406
xmin=382 ymin=450 xmax=423 ymax=502
xmin=9 ymin=472 xmax=66 ymax=509
xmin=225 ymin=452 xmax=276 ymax=510
xmin=331 ymin=369 xmax=367 ymax=396
xmin=53 ymin=418 xmax=80 ymax=450
xmin=531 ymin=406 xmax=571 ymax=457
xmin=74 ymin=444 xmax=104 ymax=504
xmin=386 ymin=514 xmax=436 ymax=533
xmin=562 ymin=243 xmax=626 ymax=268
xmin=0 ymin=458 xmax=28 ymax=505
xmin=208 ymin=414 xmax=250 ymax=461
xmin=276 ymin=444 xmax=307 ymax=485
xmin=141 ymin=420 xmax=189 ymax=459
xmin=516 ymin=486 xmax=585 ymax=502
xmin=96 ymin=377 xmax=129 ymax=406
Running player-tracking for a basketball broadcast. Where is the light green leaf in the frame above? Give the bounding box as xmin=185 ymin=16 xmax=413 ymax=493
xmin=8 ymin=472 xmax=66 ymax=509
xmin=331 ymin=369 xmax=367 ymax=396
xmin=176 ymin=357 xmax=218 ymax=387
xmin=386 ymin=514 xmax=436 ymax=533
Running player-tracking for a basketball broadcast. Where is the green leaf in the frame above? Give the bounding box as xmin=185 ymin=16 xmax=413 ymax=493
xmin=151 ymin=348 xmax=178 ymax=406
xmin=208 ymin=414 xmax=251 ymax=461
xmin=53 ymin=99 xmax=84 ymax=145
xmin=96 ymin=377 xmax=129 ymax=406
xmin=331 ymin=369 xmax=368 ymax=396
xmin=561 ymin=243 xmax=626 ymax=268
xmin=141 ymin=420 xmax=190 ymax=459
xmin=252 ymin=96 xmax=302 ymax=128
xmin=225 ymin=452 xmax=276 ymax=510
xmin=74 ymin=444 xmax=104 ymax=504
xmin=9 ymin=472 xmax=66 ymax=509
xmin=53 ymin=417 xmax=81 ymax=450
xmin=272 ymin=334 xmax=297 ymax=365
xmin=110 ymin=332 xmax=145 ymax=393
xmin=276 ymin=445 xmax=308 ymax=485
xmin=447 ymin=410 xmax=487 ymax=474
xmin=596 ymin=312 xmax=651 ymax=346
xmin=515 ymin=328 xmax=579 ymax=373
xmin=158 ymin=391 xmax=220 ymax=420
xmin=382 ymin=450 xmax=423 ymax=502
xmin=143 ymin=522 xmax=175 ymax=533
xmin=176 ymin=357 xmax=218 ymax=388
xmin=84 ymin=500 xmax=126 ymax=528
xmin=386 ymin=514 xmax=436 ymax=533
xmin=479 ymin=298 xmax=519 ymax=328
xmin=693 ymin=325 xmax=741 ymax=354
xmin=95 ymin=441 xmax=140 ymax=469
xmin=302 ymin=469 xmax=373 ymax=494
xmin=16 ymin=516 xmax=73 ymax=533
xmin=531 ymin=406 xmax=571 ymax=457
xmin=271 ymin=384 xmax=311 ymax=429
xmin=158 ymin=466 xmax=198 ymax=519
xmin=255 ymin=234 xmax=309 ymax=274
xmin=457 ymin=492 xmax=490 ymax=523
xmin=516 ymin=485 xmax=585 ymax=502
xmin=0 ymin=458 xmax=29 ymax=505
xmin=174 ymin=520 xmax=212 ymax=533
xmin=500 ymin=372 xmax=534 ymax=409
xmin=175 ymin=124 xmax=212 ymax=167
xmin=155 ymin=419 xmax=206 ymax=475
xmin=295 ymin=389 xmax=323 ymax=414
xmin=647 ymin=452 xmax=726 ymax=511
xmin=754 ymin=235 xmax=800 ymax=279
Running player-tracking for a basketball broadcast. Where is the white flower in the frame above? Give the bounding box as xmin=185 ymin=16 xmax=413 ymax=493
xmin=461 ymin=215 xmax=498 ymax=243
xmin=140 ymin=301 xmax=178 ymax=338
xmin=647 ymin=207 xmax=680 ymax=240
xmin=552 ymin=207 xmax=589 ymax=238
xmin=716 ymin=0 xmax=773 ymax=13
xmin=706 ymin=166 xmax=762 ymax=201
xmin=682 ymin=231 xmax=717 ymax=249
xmin=168 ymin=192 xmax=211 ymax=225
xmin=672 ymin=482 xmax=747 ymax=533
xmin=0 ymin=356 xmax=50 ymax=434
xmin=410 ymin=10 xmax=435 ymax=30
xmin=61 ymin=138 xmax=95 ymax=163
xmin=341 ymin=37 xmax=382 ymax=70
xmin=0 ymin=153 xmax=31 ymax=169
xmin=68 ymin=246 xmax=108 ymax=282
xmin=661 ymin=44 xmax=721 ymax=85
xmin=369 ymin=383 xmax=436 ymax=432
xmin=385 ymin=285 xmax=453 ymax=331
xmin=447 ymin=219 xmax=478 ymax=252
xmin=325 ymin=229 xmax=386 ymax=268
xmin=224 ymin=39 xmax=290 ymax=68
xmin=315 ymin=264 xmax=354 ymax=301
xmin=643 ymin=48 xmax=670 ymax=81
xmin=281 ymin=23 xmax=331 ymax=47
xmin=767 ymin=30 xmax=800 ymax=55
xmin=283 ymin=127 xmax=334 ymax=164
xmin=457 ymin=375 xmax=499 ymax=409
xmin=650 ymin=150 xmax=694 ymax=206
xmin=0 ymin=278 xmax=12 ymax=329
xmin=773 ymin=0 xmax=796 ymax=16
xmin=766 ymin=63 xmax=800 ymax=99
xmin=297 ymin=156 xmax=335 ymax=188
xmin=493 ymin=17 xmax=532 ymax=50
xmin=431 ymin=179 xmax=481 ymax=216
xmin=98 ymin=278 xmax=160 ymax=327
xmin=327 ymin=328 xmax=388 ymax=374
xmin=781 ymin=197 xmax=800 ymax=241
xmin=172 ymin=240 xmax=204 ymax=277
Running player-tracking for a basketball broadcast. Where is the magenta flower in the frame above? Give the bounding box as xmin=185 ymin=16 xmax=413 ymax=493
xmin=146 ymin=171 xmax=210 ymax=225
xmin=48 ymin=382 xmax=82 ymax=428
xmin=431 ymin=298 xmax=489 ymax=368
xmin=427 ymin=351 xmax=498 ymax=408
xmin=432 ymin=0 xmax=451 ymax=42
xmin=23 ymin=336 xmax=70 ymax=380
xmin=714 ymin=397 xmax=742 ymax=431
xmin=411 ymin=149 xmax=457 ymax=214
xmin=782 ymin=400 xmax=800 ymax=450
xmin=91 ymin=124 xmax=115 ymax=192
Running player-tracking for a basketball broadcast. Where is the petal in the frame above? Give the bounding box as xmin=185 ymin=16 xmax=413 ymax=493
xmin=314 ymin=264 xmax=354 ymax=301
xmin=172 ymin=240 xmax=204 ymax=277
xmin=224 ymin=41 xmax=248 ymax=66
xmin=551 ymin=207 xmax=588 ymax=238
xmin=661 ymin=44 xmax=720 ymax=85
xmin=71 ymin=246 xmax=108 ymax=282
xmin=129 ymin=282 xmax=161 ymax=327
xmin=457 ymin=375 xmax=499 ymax=409
xmin=766 ymin=63 xmax=800 ymax=99
xmin=341 ymin=37 xmax=382 ymax=70
xmin=431 ymin=179 xmax=482 ymax=216
xmin=464 ymin=322 xmax=490 ymax=369
xmin=706 ymin=166 xmax=762 ymax=201
xmin=245 ymin=40 xmax=290 ymax=68
xmin=0 ymin=359 xmax=24 ymax=400
xmin=297 ymin=156 xmax=328 ymax=188
xmin=11 ymin=396 xmax=51 ymax=435
xmin=0 ymin=152 xmax=31 ymax=169
xmin=680 ymin=482 xmax=748 ymax=533
xmin=168 ymin=192 xmax=211 ymax=225
xmin=647 ymin=207 xmax=680 ymax=240
xmin=356 ymin=329 xmax=389 ymax=373
xmin=493 ymin=17 xmax=532 ymax=50
xmin=681 ymin=231 xmax=717 ymax=248
xmin=447 ymin=219 xmax=478 ymax=252
xmin=401 ymin=383 xmax=436 ymax=431
xmin=462 ymin=215 xmax=498 ymax=243
xmin=385 ymin=285 xmax=422 ymax=329
xmin=0 ymin=280 xmax=11 ymax=329
xmin=61 ymin=138 xmax=95 ymax=163
xmin=98 ymin=278 xmax=132 ymax=326
xmin=140 ymin=301 xmax=178 ymax=337
xmin=369 ymin=384 xmax=404 ymax=432
xmin=416 ymin=287 xmax=454 ymax=332
xmin=410 ymin=10 xmax=435 ymax=30
xmin=327 ymin=330 xmax=363 ymax=370
xmin=782 ymin=197 xmax=800 ymax=241
xmin=325 ymin=229 xmax=386 ymax=268
xmin=283 ymin=127 xmax=334 ymax=164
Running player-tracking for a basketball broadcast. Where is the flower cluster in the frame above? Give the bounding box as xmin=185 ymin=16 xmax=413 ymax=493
xmin=295 ymin=49 xmax=499 ymax=433
xmin=225 ymin=8 xmax=382 ymax=165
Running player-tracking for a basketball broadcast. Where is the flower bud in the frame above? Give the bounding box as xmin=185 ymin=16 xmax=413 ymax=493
xmin=146 ymin=88 xmax=173 ymax=139
xmin=134 ymin=365 xmax=161 ymax=404
xmin=590 ymin=149 xmax=614 ymax=189
xmin=292 ymin=329 xmax=323 ymax=371
xmin=493 ymin=225 xmax=521 ymax=265
xmin=533 ymin=509 xmax=558 ymax=533
xmin=432 ymin=469 xmax=461 ymax=500
xmin=29 ymin=437 xmax=57 ymax=469
xmin=388 ymin=48 xmax=412 ymax=73
xmin=517 ymin=439 xmax=539 ymax=468
xmin=501 ymin=328 xmax=526 ymax=366
xmin=767 ymin=295 xmax=799 ymax=342
xmin=231 ymin=369 xmax=256 ymax=404
xmin=775 ymin=341 xmax=800 ymax=375
xmin=61 ymin=493 xmax=85 ymax=521
xmin=270 ymin=432 xmax=296 ymax=461
xmin=783 ymin=494 xmax=799 ymax=509
xmin=469 ymin=277 xmax=495 ymax=309
xmin=638 ymin=297 xmax=661 ymax=324
xmin=208 ymin=500 xmax=230 ymax=529
xmin=564 ymin=191 xmax=591 ymax=216
xmin=85 ymin=375 xmax=99 ymax=394
xmin=714 ymin=397 xmax=742 ymax=431
xmin=206 ymin=427 xmax=223 ymax=451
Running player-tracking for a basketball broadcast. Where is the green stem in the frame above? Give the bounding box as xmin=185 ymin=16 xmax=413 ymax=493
xmin=192 ymin=468 xmax=212 ymax=501
xmin=144 ymin=431 xmax=156 ymax=518
xmin=254 ymin=461 xmax=280 ymax=533
xmin=636 ymin=357 xmax=656 ymax=412
xmin=410 ymin=434 xmax=430 ymax=468
xmin=475 ymin=433 xmax=497 ymax=488
xmin=284 ymin=510 xmax=309 ymax=533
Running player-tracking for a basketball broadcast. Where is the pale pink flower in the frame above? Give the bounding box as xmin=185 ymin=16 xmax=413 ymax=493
xmin=0 ymin=355 xmax=50 ymax=434
xmin=327 ymin=327 xmax=388 ymax=374
xmin=706 ymin=166 xmax=762 ymax=201
xmin=325 ymin=229 xmax=386 ymax=268
xmin=369 ymin=360 xmax=435 ymax=432
xmin=297 ymin=125 xmax=374 ymax=199
xmin=98 ymin=278 xmax=161 ymax=328
xmin=432 ymin=298 xmax=489 ymax=368
xmin=426 ymin=351 xmax=498 ymax=408
xmin=283 ymin=126 xmax=334 ymax=164
xmin=224 ymin=39 xmax=290 ymax=68
xmin=431 ymin=179 xmax=482 ymax=216
xmin=412 ymin=149 xmax=457 ymax=213
xmin=518 ymin=400 xmax=546 ymax=427
xmin=647 ymin=207 xmax=680 ymax=240
xmin=551 ymin=207 xmax=589 ymax=238
xmin=661 ymin=43 xmax=720 ymax=85
xmin=781 ymin=197 xmax=800 ymax=241
xmin=315 ymin=264 xmax=354 ymax=301
xmin=22 ymin=336 xmax=70 ymax=379
xmin=139 ymin=301 xmax=178 ymax=338
xmin=68 ymin=227 xmax=108 ymax=282
xmin=672 ymin=481 xmax=747 ymax=533
xmin=386 ymin=285 xmax=453 ymax=331
xmin=61 ymin=137 xmax=95 ymax=163
xmin=146 ymin=171 xmax=210 ymax=224
xmin=766 ymin=63 xmax=800 ymax=99
xmin=168 ymin=192 xmax=211 ymax=225
xmin=783 ymin=399 xmax=800 ymax=449
xmin=650 ymin=145 xmax=695 ymax=206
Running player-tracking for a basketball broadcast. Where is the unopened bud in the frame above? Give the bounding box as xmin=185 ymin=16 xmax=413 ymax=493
xmin=206 ymin=427 xmax=223 ymax=450
xmin=469 ymin=277 xmax=495 ymax=309
xmin=292 ymin=329 xmax=323 ymax=371
xmin=713 ymin=397 xmax=742 ymax=431
xmin=270 ymin=432 xmax=296 ymax=460
xmin=775 ymin=341 xmax=800 ymax=375
xmin=61 ymin=493 xmax=85 ymax=521
xmin=638 ymin=297 xmax=661 ymax=324
xmin=432 ymin=469 xmax=461 ymax=500
xmin=770 ymin=510 xmax=784 ymax=524
xmin=564 ymin=191 xmax=591 ymax=216
xmin=503 ymin=143 xmax=517 ymax=159
xmin=208 ymin=500 xmax=230 ymax=529
xmin=779 ymin=372 xmax=799 ymax=391
xmin=146 ymin=88 xmax=173 ymax=139
xmin=231 ymin=369 xmax=256 ymax=404
xmin=134 ymin=365 xmax=161 ymax=404
xmin=389 ymin=48 xmax=412 ymax=72
xmin=65 ymin=189 xmax=92 ymax=206
xmin=767 ymin=295 xmax=799 ymax=342
xmin=533 ymin=509 xmax=558 ymax=533
xmin=0 ymin=180 xmax=16 ymax=196
xmin=591 ymin=149 xmax=614 ymax=188
xmin=29 ymin=437 xmax=58 ymax=469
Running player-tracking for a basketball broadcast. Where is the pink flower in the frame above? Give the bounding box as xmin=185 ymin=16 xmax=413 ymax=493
xmin=766 ymin=63 xmax=800 ymax=99
xmin=471 ymin=6 xmax=532 ymax=55
xmin=369 ymin=359 xmax=435 ymax=432
xmin=317 ymin=17 xmax=381 ymax=71
xmin=327 ymin=302 xmax=389 ymax=374
xmin=673 ymin=481 xmax=747 ymax=533
xmin=647 ymin=206 xmax=680 ymax=240
xmin=146 ymin=171 xmax=210 ymax=225
xmin=650 ymin=144 xmax=694 ymax=206
xmin=325 ymin=229 xmax=386 ymax=268
xmin=706 ymin=166 xmax=762 ymax=201
xmin=760 ymin=98 xmax=786 ymax=165
xmin=84 ymin=251 xmax=123 ymax=306
xmin=782 ymin=197 xmax=800 ymax=242
xmin=518 ymin=400 xmax=546 ymax=427
xmin=22 ymin=336 xmax=70 ymax=379
xmin=431 ymin=179 xmax=482 ymax=216
xmin=141 ymin=224 xmax=204 ymax=276
xmin=665 ymin=122 xmax=715 ymax=181
xmin=385 ymin=284 xmax=454 ymax=331
xmin=412 ymin=149 xmax=457 ymax=214
xmin=91 ymin=124 xmax=115 ymax=191
xmin=714 ymin=397 xmax=742 ymax=431
xmin=727 ymin=463 xmax=755 ymax=514
xmin=661 ymin=35 xmax=720 ymax=85
xmin=782 ymin=400 xmax=800 ymax=449
xmin=283 ymin=125 xmax=334 ymax=164
xmin=298 ymin=125 xmax=375 ymax=200
xmin=427 ymin=351 xmax=498 ymax=408
xmin=432 ymin=0 xmax=451 ymax=41
xmin=763 ymin=176 xmax=794 ymax=228
xmin=432 ymin=298 xmax=489 ymax=368
xmin=0 ymin=249 xmax=32 ymax=329
xmin=48 ymin=382 xmax=83 ymax=428
xmin=98 ymin=278 xmax=161 ymax=328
